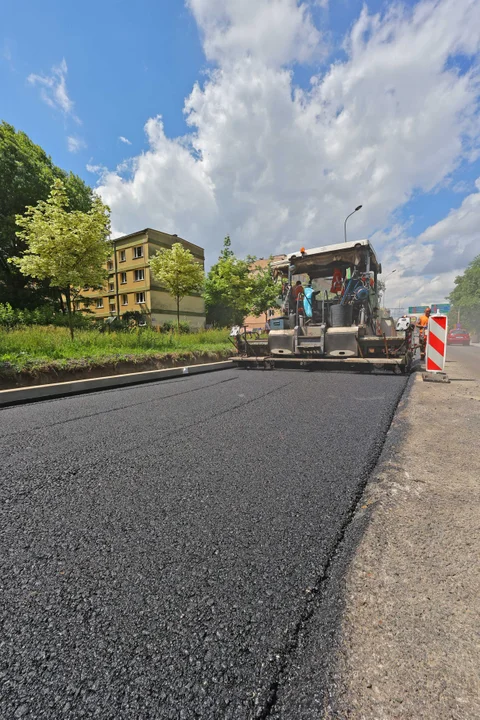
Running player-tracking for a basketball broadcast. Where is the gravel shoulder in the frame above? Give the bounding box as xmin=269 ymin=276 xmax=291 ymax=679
xmin=328 ymin=346 xmax=480 ymax=719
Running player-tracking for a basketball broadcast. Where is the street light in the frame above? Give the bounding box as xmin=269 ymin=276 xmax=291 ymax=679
xmin=382 ymin=269 xmax=397 ymax=309
xmin=344 ymin=205 xmax=363 ymax=243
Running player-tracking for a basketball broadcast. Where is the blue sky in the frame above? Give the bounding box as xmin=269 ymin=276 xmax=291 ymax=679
xmin=2 ymin=0 xmax=480 ymax=305
xmin=2 ymin=1 xmax=203 ymax=173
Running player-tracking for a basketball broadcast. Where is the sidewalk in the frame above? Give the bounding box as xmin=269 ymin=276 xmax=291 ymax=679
xmin=329 ymin=350 xmax=480 ymax=719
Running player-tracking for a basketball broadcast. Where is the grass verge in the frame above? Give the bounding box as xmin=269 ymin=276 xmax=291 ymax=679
xmin=0 ymin=326 xmax=233 ymax=385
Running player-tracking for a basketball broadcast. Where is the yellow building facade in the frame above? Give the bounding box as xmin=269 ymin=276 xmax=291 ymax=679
xmin=80 ymin=228 xmax=206 ymax=329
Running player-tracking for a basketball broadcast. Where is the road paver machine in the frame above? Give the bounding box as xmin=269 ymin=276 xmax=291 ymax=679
xmin=232 ymin=240 xmax=414 ymax=373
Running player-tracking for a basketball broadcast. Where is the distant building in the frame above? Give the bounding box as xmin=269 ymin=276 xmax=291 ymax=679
xmin=80 ymin=228 xmax=205 ymax=328
xmin=243 ymin=255 xmax=286 ymax=330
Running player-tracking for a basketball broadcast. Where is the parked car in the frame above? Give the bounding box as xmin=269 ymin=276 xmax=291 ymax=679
xmin=447 ymin=329 xmax=471 ymax=346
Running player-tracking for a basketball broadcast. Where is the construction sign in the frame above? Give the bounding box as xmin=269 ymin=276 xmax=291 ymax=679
xmin=409 ymin=303 xmax=450 ymax=314
xmin=426 ymin=315 xmax=448 ymax=373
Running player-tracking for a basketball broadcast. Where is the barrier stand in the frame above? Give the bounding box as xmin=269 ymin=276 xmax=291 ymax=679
xmin=422 ymin=313 xmax=450 ymax=383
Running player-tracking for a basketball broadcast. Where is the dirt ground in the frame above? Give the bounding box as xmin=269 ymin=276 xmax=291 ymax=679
xmin=329 ymin=346 xmax=480 ymax=719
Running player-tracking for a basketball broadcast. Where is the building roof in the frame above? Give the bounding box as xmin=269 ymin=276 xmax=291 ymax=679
xmin=112 ymin=228 xmax=204 ymax=255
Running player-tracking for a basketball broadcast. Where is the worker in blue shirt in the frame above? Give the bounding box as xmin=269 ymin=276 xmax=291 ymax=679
xmin=303 ymin=281 xmax=315 ymax=318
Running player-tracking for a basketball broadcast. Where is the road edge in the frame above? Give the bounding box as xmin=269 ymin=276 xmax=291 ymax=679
xmin=0 ymin=360 xmax=233 ymax=408
xmin=324 ymin=354 xmax=480 ymax=719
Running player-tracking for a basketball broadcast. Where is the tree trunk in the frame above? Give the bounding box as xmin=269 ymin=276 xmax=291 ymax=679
xmin=176 ymin=296 xmax=180 ymax=330
xmin=58 ymin=290 xmax=66 ymax=315
xmin=65 ymin=286 xmax=74 ymax=340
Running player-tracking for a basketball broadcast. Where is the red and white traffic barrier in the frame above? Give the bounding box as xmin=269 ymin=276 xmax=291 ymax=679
xmin=426 ymin=314 xmax=448 ymax=372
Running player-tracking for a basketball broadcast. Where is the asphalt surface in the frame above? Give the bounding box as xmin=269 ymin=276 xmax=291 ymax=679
xmin=446 ymin=343 xmax=480 ymax=380
xmin=0 ymin=368 xmax=407 ymax=719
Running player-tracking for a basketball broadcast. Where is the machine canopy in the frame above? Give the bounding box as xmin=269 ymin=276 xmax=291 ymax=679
xmin=271 ymin=239 xmax=381 ymax=279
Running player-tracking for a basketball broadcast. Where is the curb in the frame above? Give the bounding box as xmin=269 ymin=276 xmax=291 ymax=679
xmin=0 ymin=360 xmax=234 ymax=408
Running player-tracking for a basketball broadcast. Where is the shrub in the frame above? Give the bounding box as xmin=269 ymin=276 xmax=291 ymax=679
xmin=161 ymin=320 xmax=176 ymax=333
xmin=122 ymin=311 xmax=148 ymax=327
xmin=0 ymin=303 xmax=94 ymax=329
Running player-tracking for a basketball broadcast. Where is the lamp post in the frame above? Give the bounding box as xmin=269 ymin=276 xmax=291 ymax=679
xmin=344 ymin=205 xmax=363 ymax=243
xmin=382 ymin=269 xmax=397 ymax=309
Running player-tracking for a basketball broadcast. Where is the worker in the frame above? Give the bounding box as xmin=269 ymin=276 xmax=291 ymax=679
xmin=303 ymin=281 xmax=314 ymax=318
xmin=416 ymin=307 xmax=431 ymax=359
xmin=416 ymin=307 xmax=431 ymax=331
xmin=293 ymin=280 xmax=304 ymax=301
xmin=331 ymin=268 xmax=343 ymax=294
xmin=292 ymin=280 xmax=304 ymax=311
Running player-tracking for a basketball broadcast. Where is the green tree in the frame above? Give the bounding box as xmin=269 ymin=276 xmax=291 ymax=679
xmin=204 ymin=236 xmax=255 ymax=326
xmin=449 ymin=255 xmax=480 ymax=336
xmin=149 ymin=242 xmax=204 ymax=329
xmin=249 ymin=262 xmax=282 ymax=323
xmin=10 ymin=179 xmax=111 ymax=339
xmin=0 ymin=121 xmax=93 ymax=308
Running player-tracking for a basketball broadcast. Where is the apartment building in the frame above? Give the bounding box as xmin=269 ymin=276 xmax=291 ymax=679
xmin=80 ymin=228 xmax=206 ymax=328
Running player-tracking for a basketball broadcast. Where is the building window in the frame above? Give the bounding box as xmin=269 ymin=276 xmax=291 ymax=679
xmin=107 ymin=260 xmax=114 ymax=271
xmin=109 ymin=282 xmax=115 ymax=292
xmin=75 ymin=300 xmax=81 ymax=311
xmin=134 ymin=269 xmax=145 ymax=282
xmin=96 ymin=298 xmax=104 ymax=309
xmin=122 ymin=294 xmax=128 ymax=306
xmin=133 ymin=245 xmax=143 ymax=259
xmin=121 ymin=272 xmax=127 ymax=284
xmin=109 ymin=304 xmax=115 ymax=313
xmin=119 ymin=250 xmax=126 ymax=262
xmin=136 ymin=292 xmax=145 ymax=304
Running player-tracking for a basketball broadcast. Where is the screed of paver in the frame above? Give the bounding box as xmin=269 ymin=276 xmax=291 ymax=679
xmin=322 ymin=347 xmax=480 ymax=720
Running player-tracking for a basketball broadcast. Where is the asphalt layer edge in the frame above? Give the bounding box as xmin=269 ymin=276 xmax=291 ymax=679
xmin=252 ymin=372 xmax=414 ymax=719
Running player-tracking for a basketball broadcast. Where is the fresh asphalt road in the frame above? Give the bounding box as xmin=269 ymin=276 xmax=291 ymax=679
xmin=0 ymin=368 xmax=407 ymax=719
xmin=446 ymin=343 xmax=480 ymax=380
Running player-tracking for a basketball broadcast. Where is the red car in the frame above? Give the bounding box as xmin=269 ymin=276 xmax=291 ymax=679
xmin=447 ymin=329 xmax=471 ymax=346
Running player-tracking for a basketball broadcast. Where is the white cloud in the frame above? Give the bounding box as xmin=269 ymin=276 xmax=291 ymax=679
xmin=374 ymin=177 xmax=480 ymax=307
xmin=28 ymin=58 xmax=80 ymax=122
xmin=98 ymin=116 xmax=217 ymax=240
xmin=187 ymin=0 xmax=324 ymax=66
xmin=452 ymin=180 xmax=472 ymax=194
xmin=119 ymin=136 xmax=132 ymax=145
xmin=86 ymin=163 xmax=105 ymax=174
xmin=67 ymin=136 xmax=86 ymax=153
xmin=97 ymin=0 xmax=480 ymax=296
xmin=3 ymin=40 xmax=13 ymax=65
xmin=417 ymin=177 xmax=480 ymax=273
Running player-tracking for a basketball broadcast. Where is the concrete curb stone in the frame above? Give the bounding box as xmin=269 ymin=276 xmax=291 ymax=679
xmin=0 ymin=360 xmax=233 ymax=408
